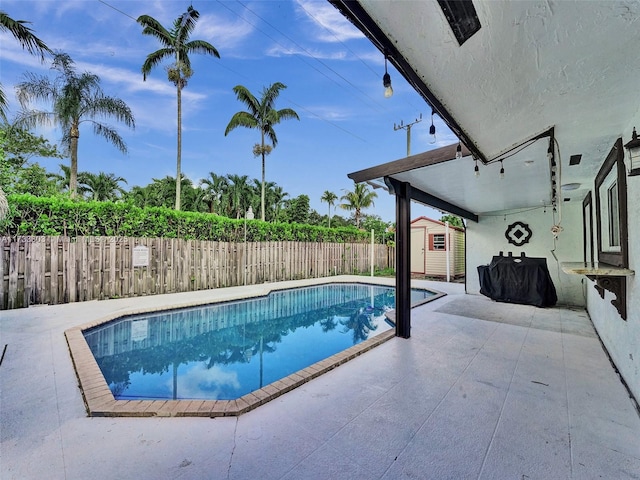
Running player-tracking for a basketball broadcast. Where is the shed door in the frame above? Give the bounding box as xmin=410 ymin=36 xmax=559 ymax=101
xmin=411 ymin=228 xmax=425 ymax=274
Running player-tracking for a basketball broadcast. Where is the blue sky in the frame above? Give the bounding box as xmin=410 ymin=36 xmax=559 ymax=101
xmin=1 ymin=0 xmax=455 ymax=222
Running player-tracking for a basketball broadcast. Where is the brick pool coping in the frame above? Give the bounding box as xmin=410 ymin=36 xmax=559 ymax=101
xmin=65 ymin=278 xmax=445 ymax=417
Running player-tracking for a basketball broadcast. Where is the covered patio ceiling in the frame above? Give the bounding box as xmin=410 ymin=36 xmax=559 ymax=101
xmin=332 ymin=0 xmax=640 ymax=216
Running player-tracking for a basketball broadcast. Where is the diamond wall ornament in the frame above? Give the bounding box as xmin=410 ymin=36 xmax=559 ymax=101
xmin=505 ymin=221 xmax=532 ymax=246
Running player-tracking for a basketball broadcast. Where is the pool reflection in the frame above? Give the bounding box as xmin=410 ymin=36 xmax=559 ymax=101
xmin=84 ymin=284 xmax=431 ymax=400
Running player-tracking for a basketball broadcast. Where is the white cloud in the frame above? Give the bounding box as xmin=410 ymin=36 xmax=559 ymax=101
xmin=303 ymin=105 xmax=356 ymax=122
xmin=265 ymin=43 xmax=348 ymax=60
xmin=194 ymin=13 xmax=254 ymax=52
xmin=172 ymin=364 xmax=241 ymax=400
xmin=294 ymin=0 xmax=365 ymax=43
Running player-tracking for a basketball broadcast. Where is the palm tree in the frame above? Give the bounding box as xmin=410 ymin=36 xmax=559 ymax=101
xmin=48 ymin=163 xmax=90 ymax=197
xmin=340 ymin=182 xmax=377 ymax=228
xmin=199 ymin=172 xmax=228 ymax=214
xmin=0 ymin=10 xmax=52 ymax=220
xmin=81 ymin=172 xmax=128 ymax=201
xmin=137 ymin=6 xmax=220 ymax=211
xmin=16 ymin=53 xmax=134 ymax=198
xmin=321 ymin=190 xmax=338 ymax=228
xmin=266 ymin=183 xmax=288 ymax=222
xmin=224 ymin=82 xmax=299 ymax=222
xmin=0 ymin=10 xmax=52 ymax=120
xmin=226 ymin=174 xmax=253 ymax=219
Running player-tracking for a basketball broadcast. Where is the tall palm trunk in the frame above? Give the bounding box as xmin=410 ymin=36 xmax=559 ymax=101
xmin=260 ymin=130 xmax=266 ymax=222
xmin=69 ymin=123 xmax=80 ymax=198
xmin=175 ymin=82 xmax=182 ymax=211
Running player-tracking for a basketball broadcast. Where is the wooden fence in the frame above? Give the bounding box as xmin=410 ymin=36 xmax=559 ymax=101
xmin=0 ymin=236 xmax=395 ymax=310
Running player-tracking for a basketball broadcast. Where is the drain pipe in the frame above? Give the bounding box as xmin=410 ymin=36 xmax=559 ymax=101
xmin=445 ymin=221 xmax=451 ymax=282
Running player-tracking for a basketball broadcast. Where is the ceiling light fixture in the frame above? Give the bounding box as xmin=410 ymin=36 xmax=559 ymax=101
xmin=499 ymin=160 xmax=505 ymax=179
xmin=429 ymin=109 xmax=436 ymax=144
xmin=456 ymin=141 xmax=463 ymax=159
xmin=624 ymin=127 xmax=640 ymax=176
xmin=383 ymin=56 xmax=393 ymax=98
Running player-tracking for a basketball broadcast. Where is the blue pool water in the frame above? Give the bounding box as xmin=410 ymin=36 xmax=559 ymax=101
xmin=84 ymin=283 xmax=434 ymax=401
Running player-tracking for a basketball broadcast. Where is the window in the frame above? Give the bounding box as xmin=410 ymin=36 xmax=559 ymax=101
xmin=595 ymin=138 xmax=628 ymax=267
xmin=607 ymin=182 xmax=620 ymax=248
xmin=431 ymin=234 xmax=446 ymax=250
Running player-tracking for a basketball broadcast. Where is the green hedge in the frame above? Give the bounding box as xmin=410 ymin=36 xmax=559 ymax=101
xmin=1 ymin=194 xmax=369 ymax=243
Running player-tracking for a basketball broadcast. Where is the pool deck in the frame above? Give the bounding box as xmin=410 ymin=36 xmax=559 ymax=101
xmin=2 ymin=276 xmax=639 ymax=479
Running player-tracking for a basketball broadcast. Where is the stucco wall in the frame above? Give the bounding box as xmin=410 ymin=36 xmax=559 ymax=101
xmin=465 ymin=127 xmax=640 ymax=403
xmin=466 ymin=201 xmax=584 ymax=306
xmin=586 ymin=125 xmax=640 ymax=402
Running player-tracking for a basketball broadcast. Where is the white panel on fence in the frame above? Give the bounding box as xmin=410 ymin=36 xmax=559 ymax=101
xmin=133 ymin=245 xmax=149 ymax=267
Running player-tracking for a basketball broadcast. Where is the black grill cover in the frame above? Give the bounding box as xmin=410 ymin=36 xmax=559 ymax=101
xmin=478 ymin=255 xmax=557 ymax=307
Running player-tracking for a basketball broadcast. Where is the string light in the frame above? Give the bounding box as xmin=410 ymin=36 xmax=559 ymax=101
xmin=383 ymin=56 xmax=393 ymax=98
xmin=474 ymin=158 xmax=480 ymax=177
xmin=429 ymin=109 xmax=436 ymax=144
xmin=456 ymin=141 xmax=463 ymax=159
xmin=499 ymin=160 xmax=505 ymax=179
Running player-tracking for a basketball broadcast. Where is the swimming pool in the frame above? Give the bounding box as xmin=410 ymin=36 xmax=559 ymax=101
xmin=65 ymin=278 xmax=444 ymax=417
xmin=83 ymin=284 xmax=435 ymax=402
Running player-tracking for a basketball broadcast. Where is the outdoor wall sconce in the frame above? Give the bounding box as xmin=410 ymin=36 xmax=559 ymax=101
xmin=624 ymin=127 xmax=640 ymax=176
xmin=383 ymin=56 xmax=393 ymax=98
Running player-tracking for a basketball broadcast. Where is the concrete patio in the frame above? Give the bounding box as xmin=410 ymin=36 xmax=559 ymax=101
xmin=1 ymin=277 xmax=639 ymax=479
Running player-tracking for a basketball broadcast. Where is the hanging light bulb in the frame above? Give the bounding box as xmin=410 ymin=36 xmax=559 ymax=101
xmin=547 ymin=141 xmax=554 ymax=161
xmin=383 ymin=56 xmax=393 ymax=98
xmin=474 ymin=158 xmax=480 ymax=177
xmin=499 ymin=160 xmax=505 ymax=179
xmin=429 ymin=109 xmax=436 ymax=144
xmin=456 ymin=141 xmax=463 ymax=159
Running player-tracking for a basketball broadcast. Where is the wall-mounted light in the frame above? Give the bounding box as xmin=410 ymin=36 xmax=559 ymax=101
xmin=429 ymin=109 xmax=436 ymax=144
xmin=456 ymin=141 xmax=462 ymax=159
xmin=499 ymin=160 xmax=505 ymax=179
xmin=624 ymin=127 xmax=640 ymax=176
xmin=383 ymin=56 xmax=393 ymax=98
xmin=474 ymin=158 xmax=479 ymax=177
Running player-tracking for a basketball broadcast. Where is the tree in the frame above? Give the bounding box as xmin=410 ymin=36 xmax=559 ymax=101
xmin=0 ymin=123 xmax=62 ymax=196
xmin=224 ymin=82 xmax=299 ymax=221
xmin=138 ymin=6 xmax=220 ymax=211
xmin=47 ymin=164 xmax=89 ymax=197
xmin=440 ymin=214 xmax=464 ymax=228
xmin=361 ymin=215 xmax=392 ymax=243
xmin=0 ymin=122 xmax=62 ymax=168
xmin=340 ymin=182 xmax=377 ymax=228
xmin=16 ymin=53 xmax=134 ymax=198
xmin=283 ymin=194 xmax=310 ymax=224
xmin=0 ymin=10 xmax=52 ymax=120
xmin=0 ymin=10 xmax=52 ymax=220
xmin=226 ymin=174 xmax=253 ymax=219
xmin=199 ymin=172 xmax=228 ymax=215
xmin=81 ymin=172 xmax=128 ymax=201
xmin=266 ymin=184 xmax=288 ymax=222
xmin=320 ymin=190 xmax=338 ymax=228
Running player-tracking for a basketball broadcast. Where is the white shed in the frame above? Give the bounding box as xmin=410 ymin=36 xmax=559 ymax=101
xmin=410 ymin=216 xmax=465 ymax=279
